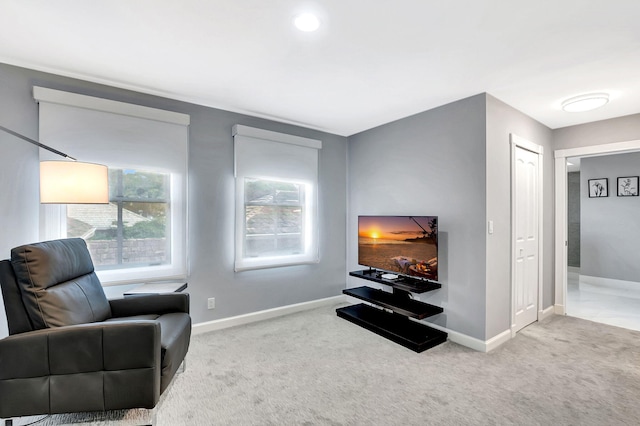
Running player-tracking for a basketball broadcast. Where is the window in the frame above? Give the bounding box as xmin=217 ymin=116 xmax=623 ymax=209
xmin=35 ymin=87 xmax=189 ymax=284
xmin=67 ymin=169 xmax=171 ymax=269
xmin=244 ymin=178 xmax=309 ymax=258
xmin=233 ymin=125 xmax=321 ymax=271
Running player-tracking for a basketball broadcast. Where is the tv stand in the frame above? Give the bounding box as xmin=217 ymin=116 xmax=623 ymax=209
xmin=351 ymin=269 xmax=441 ymax=293
xmin=336 ymin=270 xmax=447 ymax=352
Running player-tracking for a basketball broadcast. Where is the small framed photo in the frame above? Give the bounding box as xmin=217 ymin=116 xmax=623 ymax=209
xmin=588 ymin=178 xmax=608 ymax=198
xmin=617 ymin=176 xmax=639 ymax=197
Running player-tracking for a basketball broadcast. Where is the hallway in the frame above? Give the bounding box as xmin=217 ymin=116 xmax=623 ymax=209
xmin=567 ymin=268 xmax=640 ymax=332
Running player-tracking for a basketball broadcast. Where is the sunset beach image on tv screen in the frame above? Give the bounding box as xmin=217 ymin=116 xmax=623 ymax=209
xmin=358 ymin=216 xmax=438 ymax=281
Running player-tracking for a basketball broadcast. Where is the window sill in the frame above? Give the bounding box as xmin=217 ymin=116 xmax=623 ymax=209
xmin=234 ymin=257 xmax=319 ymax=272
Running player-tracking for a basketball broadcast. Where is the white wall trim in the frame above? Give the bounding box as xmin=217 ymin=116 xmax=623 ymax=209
xmin=421 ymin=320 xmax=512 ymax=352
xmin=192 ymin=295 xmax=345 ymax=335
xmin=33 ymin=86 xmax=191 ymax=125
xmin=555 ymin=139 xmax=640 ymax=159
xmin=419 ymin=320 xmax=489 ymax=352
xmin=485 ymin=329 xmax=513 ymax=352
xmin=554 ymin=156 xmax=568 ymax=314
xmin=538 ymin=305 xmax=555 ymax=321
xmin=511 ymin=133 xmax=544 ymax=155
xmin=449 ymin=330 xmax=489 ymax=352
xmin=232 ymin=124 xmax=322 ymax=149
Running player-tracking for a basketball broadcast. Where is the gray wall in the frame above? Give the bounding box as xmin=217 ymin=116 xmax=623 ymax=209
xmin=580 ymin=153 xmax=640 ymax=282
xmin=567 ymin=172 xmax=581 ymax=268
xmin=348 ymin=94 xmax=488 ymax=340
xmin=0 ymin=63 xmax=348 ymax=339
xmin=347 ymin=93 xmax=555 ymax=342
xmin=485 ymin=95 xmax=554 ymax=338
xmin=554 ymin=113 xmax=640 ymax=150
xmin=0 ymin=65 xmax=41 ymax=336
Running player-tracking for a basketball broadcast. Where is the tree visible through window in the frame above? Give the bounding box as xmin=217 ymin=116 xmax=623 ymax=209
xmin=244 ymin=178 xmax=305 ymax=258
xmin=67 ymin=169 xmax=171 ymax=269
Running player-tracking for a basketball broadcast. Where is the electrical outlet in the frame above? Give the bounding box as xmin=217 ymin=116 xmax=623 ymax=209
xmin=207 ymin=297 xmax=215 ymax=310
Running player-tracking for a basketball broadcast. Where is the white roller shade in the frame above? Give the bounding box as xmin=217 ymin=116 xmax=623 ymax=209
xmin=35 ymin=88 xmax=188 ymax=173
xmin=35 ymin=87 xmax=190 ymax=284
xmin=233 ymin=125 xmax=321 ymax=271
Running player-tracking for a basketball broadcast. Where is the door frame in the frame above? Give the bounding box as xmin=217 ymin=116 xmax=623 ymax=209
xmin=554 ymin=139 xmax=640 ymax=314
xmin=510 ymin=134 xmax=544 ymax=336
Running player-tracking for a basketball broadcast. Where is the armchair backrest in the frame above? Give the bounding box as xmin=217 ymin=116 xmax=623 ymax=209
xmin=3 ymin=238 xmax=112 ymax=332
xmin=0 ymin=259 xmax=33 ymax=334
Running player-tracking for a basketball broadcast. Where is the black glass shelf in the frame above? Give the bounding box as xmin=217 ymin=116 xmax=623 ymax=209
xmin=336 ymin=304 xmax=447 ymax=353
xmin=349 ymin=270 xmax=441 ymax=293
xmin=343 ymin=286 xmax=443 ymax=320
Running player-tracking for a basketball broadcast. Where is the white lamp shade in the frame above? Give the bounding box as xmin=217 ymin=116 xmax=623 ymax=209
xmin=40 ymin=161 xmax=109 ymax=204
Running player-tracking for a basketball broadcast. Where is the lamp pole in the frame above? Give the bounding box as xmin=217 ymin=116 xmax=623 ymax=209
xmin=0 ymin=124 xmax=76 ymax=160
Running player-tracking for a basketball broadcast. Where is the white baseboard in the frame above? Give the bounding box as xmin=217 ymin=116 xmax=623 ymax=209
xmin=554 ymin=304 xmax=566 ymax=315
xmin=484 ymin=329 xmax=513 ymax=352
xmin=419 ymin=320 xmax=511 ymax=353
xmin=192 ymin=295 xmax=347 ymax=335
xmin=447 ymin=331 xmax=488 ymax=352
xmin=538 ymin=305 xmax=555 ymax=321
xmin=445 ymin=327 xmax=510 ymax=353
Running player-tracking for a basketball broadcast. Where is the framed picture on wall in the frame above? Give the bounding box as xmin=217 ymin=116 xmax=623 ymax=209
xmin=617 ymin=176 xmax=639 ymax=196
xmin=588 ymin=178 xmax=608 ymax=198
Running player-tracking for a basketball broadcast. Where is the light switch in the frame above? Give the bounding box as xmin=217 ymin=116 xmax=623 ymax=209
xmin=488 ymin=220 xmax=494 ymax=234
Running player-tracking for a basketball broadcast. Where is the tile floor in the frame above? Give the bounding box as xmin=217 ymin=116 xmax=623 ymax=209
xmin=567 ymin=268 xmax=640 ymax=332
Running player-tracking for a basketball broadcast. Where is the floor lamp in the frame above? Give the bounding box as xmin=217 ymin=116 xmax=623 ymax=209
xmin=0 ymin=125 xmax=108 ymax=204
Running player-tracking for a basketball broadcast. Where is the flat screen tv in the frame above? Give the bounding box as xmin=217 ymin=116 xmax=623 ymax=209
xmin=358 ymin=215 xmax=438 ymax=281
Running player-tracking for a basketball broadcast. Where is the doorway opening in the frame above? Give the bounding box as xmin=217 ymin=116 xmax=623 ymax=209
xmin=554 ymin=139 xmax=640 ymax=331
xmin=564 ymin=152 xmax=640 ymax=331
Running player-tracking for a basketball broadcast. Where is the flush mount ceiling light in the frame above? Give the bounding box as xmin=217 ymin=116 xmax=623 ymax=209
xmin=561 ymin=93 xmax=609 ymax=112
xmin=294 ymin=13 xmax=320 ymax=32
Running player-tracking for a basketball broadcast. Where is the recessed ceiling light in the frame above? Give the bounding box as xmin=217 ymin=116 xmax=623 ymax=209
xmin=561 ymin=93 xmax=609 ymax=112
xmin=294 ymin=13 xmax=320 ymax=32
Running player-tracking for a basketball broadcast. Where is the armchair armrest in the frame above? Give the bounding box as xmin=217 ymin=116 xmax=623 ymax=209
xmin=109 ymin=292 xmax=190 ymax=317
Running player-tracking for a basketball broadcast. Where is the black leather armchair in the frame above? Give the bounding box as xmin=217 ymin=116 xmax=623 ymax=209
xmin=0 ymin=238 xmax=191 ymax=420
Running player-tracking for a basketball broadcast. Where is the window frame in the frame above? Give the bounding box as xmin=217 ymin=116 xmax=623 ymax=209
xmin=49 ymin=170 xmax=186 ymax=285
xmin=233 ymin=125 xmax=321 ymax=271
xmin=71 ymin=168 xmax=172 ymax=271
xmin=239 ymin=177 xmax=315 ymax=269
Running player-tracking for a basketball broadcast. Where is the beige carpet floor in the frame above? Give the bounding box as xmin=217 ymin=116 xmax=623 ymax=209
xmin=12 ymin=303 xmax=640 ymax=425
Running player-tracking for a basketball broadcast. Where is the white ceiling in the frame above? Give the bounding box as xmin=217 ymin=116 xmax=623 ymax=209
xmin=1 ymin=0 xmax=639 ymax=136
